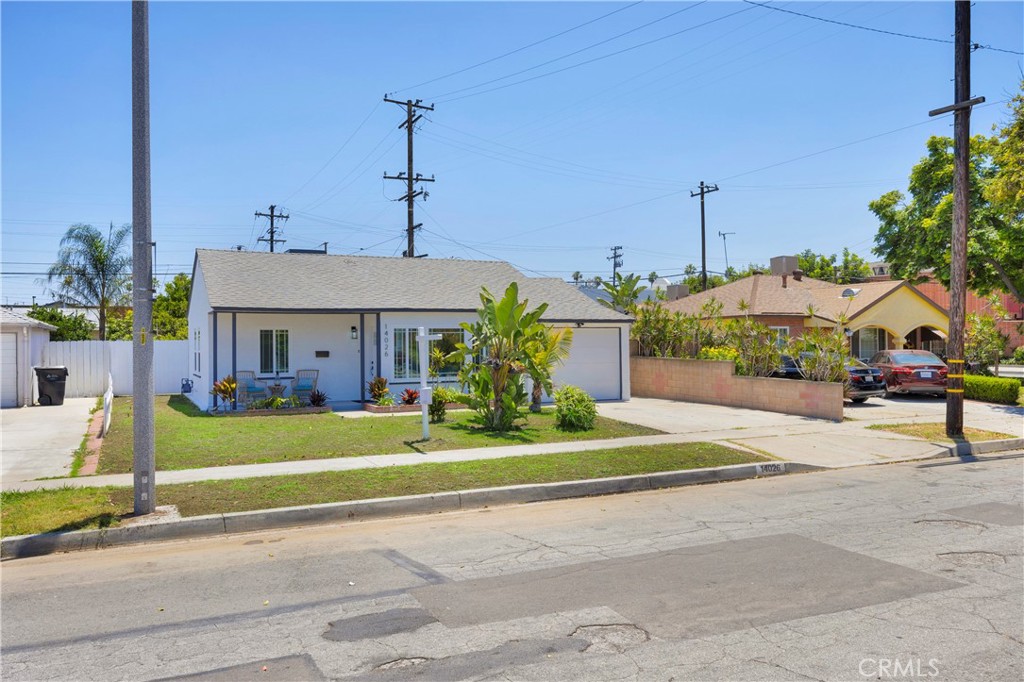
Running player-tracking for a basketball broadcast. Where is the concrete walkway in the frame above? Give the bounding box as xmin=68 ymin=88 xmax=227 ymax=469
xmin=0 ymin=398 xmax=95 ymax=483
xmin=2 ymin=396 xmax=1020 ymax=493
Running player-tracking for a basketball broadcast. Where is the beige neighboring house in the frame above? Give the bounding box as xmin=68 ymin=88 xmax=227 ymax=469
xmin=0 ymin=309 xmax=56 ymax=408
xmin=662 ymin=270 xmax=950 ymax=361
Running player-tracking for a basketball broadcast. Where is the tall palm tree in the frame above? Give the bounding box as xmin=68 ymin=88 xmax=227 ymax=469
xmin=571 ymin=271 xmax=583 ymax=286
xmin=47 ymin=223 xmax=132 ymax=340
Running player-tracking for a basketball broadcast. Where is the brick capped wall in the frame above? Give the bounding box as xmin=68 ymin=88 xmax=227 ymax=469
xmin=631 ymin=357 xmax=843 ymax=422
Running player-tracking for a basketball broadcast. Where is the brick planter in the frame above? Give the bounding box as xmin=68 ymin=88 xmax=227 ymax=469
xmin=363 ymin=402 xmax=465 ymax=414
xmin=214 ymin=406 xmax=332 ymax=417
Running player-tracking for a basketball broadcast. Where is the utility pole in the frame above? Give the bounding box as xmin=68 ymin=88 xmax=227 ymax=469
xmin=383 ymin=97 xmax=435 ymax=258
xmin=608 ymin=245 xmax=623 ymax=282
xmin=131 ymin=0 xmax=155 ymax=515
xmin=255 ymin=204 xmax=289 ymax=252
xmin=718 ymin=231 xmax=735 ymax=272
xmin=690 ymin=181 xmax=719 ymax=291
xmin=928 ymin=0 xmax=984 ymax=439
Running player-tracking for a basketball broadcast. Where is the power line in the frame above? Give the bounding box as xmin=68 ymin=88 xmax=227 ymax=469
xmin=742 ymin=0 xmax=1023 ymax=56
xmin=392 ymin=1 xmax=646 ymax=94
xmin=282 ymin=101 xmax=382 ymax=204
xmin=429 ymin=2 xmax=708 ymax=101
xmin=382 ymin=97 xmax=436 ymax=258
xmin=255 ymin=204 xmax=289 ymax=252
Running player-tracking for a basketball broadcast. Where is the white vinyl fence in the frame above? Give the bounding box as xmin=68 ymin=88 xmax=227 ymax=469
xmin=45 ymin=340 xmax=188 ymax=397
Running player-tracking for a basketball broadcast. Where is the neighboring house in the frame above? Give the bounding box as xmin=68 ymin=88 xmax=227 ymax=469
xmin=7 ymin=302 xmax=106 ymax=340
xmin=186 ymin=249 xmax=633 ymax=411
xmin=661 ymin=270 xmax=950 ymax=361
xmin=0 ymin=309 xmax=56 ymax=408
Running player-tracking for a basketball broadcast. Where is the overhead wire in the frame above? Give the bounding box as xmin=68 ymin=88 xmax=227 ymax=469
xmin=742 ymin=0 xmax=1023 ymax=55
xmin=391 ymin=1 xmax=646 ymax=94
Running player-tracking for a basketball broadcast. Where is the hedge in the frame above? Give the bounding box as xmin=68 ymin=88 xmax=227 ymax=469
xmin=964 ymin=375 xmax=1021 ymax=405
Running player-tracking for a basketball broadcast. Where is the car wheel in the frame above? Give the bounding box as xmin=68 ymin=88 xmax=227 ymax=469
xmin=851 ymin=397 xmax=868 ymax=403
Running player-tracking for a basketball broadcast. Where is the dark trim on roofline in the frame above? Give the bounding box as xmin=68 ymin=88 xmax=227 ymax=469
xmin=206 ymin=307 xmax=632 ymax=323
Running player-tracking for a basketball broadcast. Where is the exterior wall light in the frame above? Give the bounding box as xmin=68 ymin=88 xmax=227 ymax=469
xmin=351 ymin=325 xmax=358 ymax=340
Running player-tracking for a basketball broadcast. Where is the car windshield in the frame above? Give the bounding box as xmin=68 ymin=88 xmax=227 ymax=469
xmin=891 ymin=352 xmax=942 ymax=365
xmin=846 ymin=358 xmax=870 ymax=369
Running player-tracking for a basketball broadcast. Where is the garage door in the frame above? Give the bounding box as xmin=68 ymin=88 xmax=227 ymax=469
xmin=552 ymin=327 xmax=622 ymax=401
xmin=1 ymin=332 xmax=18 ymax=408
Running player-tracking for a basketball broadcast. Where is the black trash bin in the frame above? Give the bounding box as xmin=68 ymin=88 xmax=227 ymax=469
xmin=35 ymin=366 xmax=69 ymax=406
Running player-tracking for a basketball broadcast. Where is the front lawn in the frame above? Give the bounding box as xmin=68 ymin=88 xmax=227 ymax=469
xmin=96 ymin=396 xmax=661 ymax=473
xmin=2 ymin=442 xmax=763 ymax=537
xmin=867 ymin=422 xmax=1016 ymax=443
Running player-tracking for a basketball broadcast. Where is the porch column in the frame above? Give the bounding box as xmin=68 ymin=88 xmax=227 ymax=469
xmin=212 ymin=311 xmax=218 ymax=409
xmin=231 ymin=313 xmax=237 ymax=409
xmin=359 ymin=313 xmax=365 ymax=402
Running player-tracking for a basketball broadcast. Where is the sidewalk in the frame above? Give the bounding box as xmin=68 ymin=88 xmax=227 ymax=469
xmin=4 ymin=397 xmax=1021 ymax=493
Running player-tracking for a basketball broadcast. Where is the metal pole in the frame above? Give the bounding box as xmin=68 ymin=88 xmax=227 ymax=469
xmin=131 ymin=0 xmax=155 ymax=514
xmin=946 ymin=0 xmax=971 ymax=438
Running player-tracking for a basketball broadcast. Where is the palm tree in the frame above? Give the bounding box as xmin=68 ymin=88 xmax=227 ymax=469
xmin=47 ymin=223 xmax=132 ymax=340
xmin=526 ymin=327 xmax=574 ymax=412
xmin=571 ymin=271 xmax=583 ymax=286
xmin=647 ymin=271 xmax=659 ymax=285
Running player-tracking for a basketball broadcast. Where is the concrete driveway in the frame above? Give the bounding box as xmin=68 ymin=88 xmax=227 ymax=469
xmin=0 ymin=398 xmax=95 ymax=484
xmin=599 ymin=395 xmax=1022 ymax=469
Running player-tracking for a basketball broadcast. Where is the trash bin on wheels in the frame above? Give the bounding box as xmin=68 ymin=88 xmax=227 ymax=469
xmin=35 ymin=366 xmax=69 ymax=406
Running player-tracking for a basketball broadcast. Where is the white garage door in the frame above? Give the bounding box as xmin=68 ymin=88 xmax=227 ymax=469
xmin=552 ymin=327 xmax=622 ymax=401
xmin=1 ymin=332 xmax=18 ymax=408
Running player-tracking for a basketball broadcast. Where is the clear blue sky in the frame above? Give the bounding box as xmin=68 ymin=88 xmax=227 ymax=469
xmin=3 ymin=1 xmax=1022 ymax=305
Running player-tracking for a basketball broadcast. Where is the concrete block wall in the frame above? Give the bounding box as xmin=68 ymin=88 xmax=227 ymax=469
xmin=630 ymin=357 xmax=843 ymax=422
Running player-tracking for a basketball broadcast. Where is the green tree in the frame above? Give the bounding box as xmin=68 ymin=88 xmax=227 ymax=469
xmin=454 ymin=283 xmax=548 ymax=432
xmin=46 ymin=223 xmax=132 ymax=339
xmin=797 ymin=248 xmax=871 ymax=284
xmin=526 ymin=327 xmax=574 ymax=412
xmin=647 ymin=271 xmax=659 ymax=285
xmin=965 ymin=298 xmax=1010 ymax=373
xmin=105 ymin=309 xmax=133 ymax=341
xmin=571 ymin=271 xmax=583 ymax=286
xmin=26 ymin=305 xmax=95 ymax=341
xmin=870 ymin=91 xmax=1023 ymax=303
xmin=153 ymin=273 xmax=191 ymax=340
xmin=599 ymin=273 xmax=647 ymax=313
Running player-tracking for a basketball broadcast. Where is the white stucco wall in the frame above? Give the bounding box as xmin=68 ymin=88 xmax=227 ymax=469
xmin=185 ymin=265 xmax=211 ymax=410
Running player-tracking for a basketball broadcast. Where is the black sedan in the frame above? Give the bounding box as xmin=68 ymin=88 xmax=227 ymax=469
xmin=846 ymin=358 xmax=887 ymax=403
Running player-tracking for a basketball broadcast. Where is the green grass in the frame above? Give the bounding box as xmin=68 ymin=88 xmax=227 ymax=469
xmin=2 ymin=442 xmax=762 ymax=537
xmin=96 ymin=396 xmax=661 ymax=474
xmin=867 ymin=422 xmax=1015 ymax=443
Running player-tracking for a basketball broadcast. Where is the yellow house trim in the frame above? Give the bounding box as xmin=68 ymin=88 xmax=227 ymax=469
xmin=848 ymin=284 xmax=948 ymax=338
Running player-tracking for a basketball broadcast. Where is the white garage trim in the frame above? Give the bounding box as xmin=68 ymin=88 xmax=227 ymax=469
xmin=552 ymin=326 xmax=624 ymax=401
xmin=1 ymin=332 xmax=18 ymax=408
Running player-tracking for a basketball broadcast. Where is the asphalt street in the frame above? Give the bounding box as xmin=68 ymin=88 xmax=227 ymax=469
xmin=2 ymin=455 xmax=1022 ymax=682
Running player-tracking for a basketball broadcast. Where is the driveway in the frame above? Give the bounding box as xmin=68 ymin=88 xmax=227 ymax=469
xmin=0 ymin=398 xmax=95 ymax=484
xmin=844 ymin=393 xmax=1024 ymax=437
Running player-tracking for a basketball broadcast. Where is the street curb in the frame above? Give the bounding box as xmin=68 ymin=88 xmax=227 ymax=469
xmin=929 ymin=437 xmax=1024 ymax=458
xmin=1 ymin=461 xmax=825 ymax=560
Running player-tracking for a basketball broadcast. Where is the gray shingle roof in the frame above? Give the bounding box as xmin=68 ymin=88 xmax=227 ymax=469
xmin=0 ymin=308 xmax=58 ymax=331
xmin=195 ymin=249 xmax=630 ymax=322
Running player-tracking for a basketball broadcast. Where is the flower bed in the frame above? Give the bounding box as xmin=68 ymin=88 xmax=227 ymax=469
xmin=364 ymin=402 xmax=465 ymax=414
xmin=215 ymin=406 xmax=333 ymax=417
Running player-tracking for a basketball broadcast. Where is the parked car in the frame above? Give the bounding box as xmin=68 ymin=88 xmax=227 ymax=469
xmin=845 ymin=358 xmax=887 ymax=403
xmin=771 ymin=355 xmax=803 ymax=380
xmin=868 ymin=349 xmax=948 ymax=397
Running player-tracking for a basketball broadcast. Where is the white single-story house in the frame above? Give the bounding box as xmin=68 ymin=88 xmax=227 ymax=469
xmin=185 ymin=249 xmax=633 ymax=411
xmin=1 ymin=309 xmax=57 ymax=408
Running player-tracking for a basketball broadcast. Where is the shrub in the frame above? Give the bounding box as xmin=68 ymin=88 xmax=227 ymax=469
xmin=698 ymin=346 xmax=739 ymax=362
xmin=376 ymin=392 xmax=395 ymax=407
xmin=367 ymin=376 xmax=389 ymax=402
xmin=308 ymin=389 xmax=328 ymax=407
xmin=964 ymin=375 xmax=1021 ymax=405
xmin=400 ymin=388 xmax=420 ymax=405
xmin=210 ymin=375 xmax=236 ymax=404
xmin=554 ymin=385 xmax=597 ymax=431
xmin=429 ymin=386 xmax=459 ymax=423
xmin=1011 ymin=346 xmax=1024 ymax=364
xmin=249 ymin=396 xmax=300 ymax=410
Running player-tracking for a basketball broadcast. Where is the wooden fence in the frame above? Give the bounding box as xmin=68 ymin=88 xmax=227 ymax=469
xmin=45 ymin=340 xmax=188 ymax=397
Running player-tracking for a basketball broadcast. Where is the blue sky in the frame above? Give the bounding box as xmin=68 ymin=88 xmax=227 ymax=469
xmin=2 ymin=1 xmax=1022 ymax=305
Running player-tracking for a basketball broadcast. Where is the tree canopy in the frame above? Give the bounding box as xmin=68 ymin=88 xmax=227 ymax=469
xmin=796 ymin=248 xmax=871 ymax=284
xmin=870 ymin=84 xmax=1024 ymax=303
xmin=46 ymin=223 xmax=132 ymax=339
xmin=26 ymin=305 xmax=95 ymax=341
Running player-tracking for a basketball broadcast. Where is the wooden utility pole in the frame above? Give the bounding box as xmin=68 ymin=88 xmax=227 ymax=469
xmin=608 ymin=245 xmax=623 ymax=282
xmin=131 ymin=0 xmax=155 ymax=515
xmin=928 ymin=1 xmax=984 ymax=438
xmin=690 ymin=181 xmax=719 ymax=291
xmin=383 ymin=97 xmax=435 ymax=258
xmin=256 ymin=204 xmax=288 ymax=252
